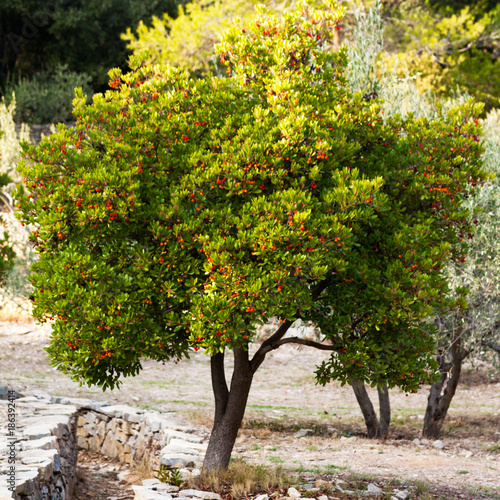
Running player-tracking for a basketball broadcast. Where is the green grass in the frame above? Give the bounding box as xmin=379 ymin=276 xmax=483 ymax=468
xmin=484 ymin=444 xmax=500 ymax=453
xmin=266 ymin=456 xmax=284 ymax=464
xmin=169 ymin=399 xmax=208 ymax=406
xmin=293 ymin=464 xmax=349 ymax=474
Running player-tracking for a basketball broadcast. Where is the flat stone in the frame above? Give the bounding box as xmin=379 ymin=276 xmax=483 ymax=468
xmin=33 ymin=390 xmax=52 ymax=401
xmin=20 ymin=436 xmax=58 ymax=451
xmin=293 ymin=429 xmax=314 ymax=438
xmin=51 ymin=396 xmax=109 ymax=410
xmin=15 ymin=469 xmax=39 ymax=494
xmin=177 ymin=490 xmax=222 ymax=500
xmin=15 ymin=397 xmax=40 ymax=403
xmin=318 ymin=496 xmax=328 ymax=500
xmin=255 ymin=495 xmax=269 ymax=500
xmin=100 ymin=405 xmax=145 ymax=422
xmin=412 ymin=438 xmax=420 ymax=445
xmin=142 ymin=479 xmax=179 ymax=492
xmin=144 ymin=413 xmax=176 ymax=432
xmin=164 ymin=429 xmax=203 ymax=444
xmin=287 ymin=487 xmax=301 ymax=499
xmin=132 ymin=485 xmax=173 ymax=500
xmin=160 ymin=455 xmax=197 ymax=468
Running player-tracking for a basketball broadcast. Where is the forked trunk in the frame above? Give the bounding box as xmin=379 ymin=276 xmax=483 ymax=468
xmin=351 ymin=379 xmax=390 ymax=438
xmin=423 ymin=337 xmax=467 ymax=439
xmin=203 ymin=349 xmax=254 ymax=471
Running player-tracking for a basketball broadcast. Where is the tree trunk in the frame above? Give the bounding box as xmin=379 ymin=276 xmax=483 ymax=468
xmin=422 ymin=336 xmax=467 ymax=439
xmin=203 ymin=348 xmax=254 ymax=471
xmin=351 ymin=379 xmax=390 ymax=438
xmin=377 ymin=384 xmax=391 ymax=438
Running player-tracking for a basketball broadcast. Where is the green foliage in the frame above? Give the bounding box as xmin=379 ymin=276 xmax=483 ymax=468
xmin=382 ymin=1 xmax=500 ymax=111
xmin=437 ymin=108 xmax=500 ymax=364
xmin=15 ymin=0 xmax=487 ymax=394
xmin=0 ymin=0 xmax=182 ymax=91
xmin=122 ymin=0 xmax=260 ymax=78
xmin=0 ymin=95 xmax=30 ymax=182
xmin=5 ymin=65 xmax=92 ymax=124
xmin=0 ymin=95 xmax=31 ymax=305
xmin=155 ymin=465 xmax=183 ymax=485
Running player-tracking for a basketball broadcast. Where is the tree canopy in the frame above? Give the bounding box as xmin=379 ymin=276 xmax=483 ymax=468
xmin=16 ymin=0 xmax=488 ymax=469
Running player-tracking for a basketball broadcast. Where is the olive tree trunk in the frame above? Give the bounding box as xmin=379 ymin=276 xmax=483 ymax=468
xmin=422 ymin=336 xmax=469 ymax=439
xmin=351 ymin=379 xmax=391 ymax=438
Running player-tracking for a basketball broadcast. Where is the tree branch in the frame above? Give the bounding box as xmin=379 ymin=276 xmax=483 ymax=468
xmin=273 ymin=337 xmax=338 ymax=351
xmin=250 ymin=276 xmax=333 ymax=373
xmin=482 ymin=340 xmax=500 ymax=354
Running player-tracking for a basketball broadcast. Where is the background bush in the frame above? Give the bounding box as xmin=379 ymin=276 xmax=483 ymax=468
xmin=5 ymin=65 xmax=92 ymax=124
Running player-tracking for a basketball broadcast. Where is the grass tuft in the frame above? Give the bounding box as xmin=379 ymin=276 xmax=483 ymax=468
xmin=186 ymin=459 xmax=293 ymax=499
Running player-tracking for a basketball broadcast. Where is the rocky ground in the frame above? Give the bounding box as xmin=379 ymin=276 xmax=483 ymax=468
xmin=1 ymin=320 xmax=499 ymax=499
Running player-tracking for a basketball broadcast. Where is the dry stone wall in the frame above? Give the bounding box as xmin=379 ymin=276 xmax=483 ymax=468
xmin=0 ymin=390 xmax=209 ymax=500
xmin=0 ymin=393 xmax=78 ymax=500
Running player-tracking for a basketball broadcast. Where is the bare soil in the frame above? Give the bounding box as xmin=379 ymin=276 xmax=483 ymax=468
xmin=1 ymin=320 xmax=499 ymax=499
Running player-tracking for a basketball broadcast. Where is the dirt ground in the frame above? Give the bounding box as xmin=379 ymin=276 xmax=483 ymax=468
xmin=1 ymin=320 xmax=499 ymax=499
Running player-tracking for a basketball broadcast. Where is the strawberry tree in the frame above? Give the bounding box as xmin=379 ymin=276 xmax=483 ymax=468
xmin=15 ymin=0 xmax=487 ymax=469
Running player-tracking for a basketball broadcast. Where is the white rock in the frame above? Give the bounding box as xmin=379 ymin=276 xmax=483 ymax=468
xmin=293 ymin=429 xmax=314 ymax=438
xmin=255 ymin=495 xmax=269 ymax=500
xmin=177 ymin=489 xmax=222 ymax=499
xmin=318 ymin=496 xmax=328 ymax=500
xmin=132 ymin=485 xmax=172 ymax=500
xmin=160 ymin=455 xmax=197 ymax=468
xmin=433 ymin=440 xmax=444 ymax=450
xmin=287 ymin=487 xmax=301 ymax=499
xmin=412 ymin=438 xmax=420 ymax=445
xmin=100 ymin=404 xmax=144 ymax=423
xmin=340 ymin=436 xmax=357 ymax=442
xmin=459 ymin=450 xmax=473 ymax=459
xmin=367 ymin=483 xmax=382 ymax=494
xmin=393 ymin=489 xmax=409 ymax=500
xmin=20 ymin=436 xmax=58 ymax=451
xmin=164 ymin=429 xmax=203 ymax=445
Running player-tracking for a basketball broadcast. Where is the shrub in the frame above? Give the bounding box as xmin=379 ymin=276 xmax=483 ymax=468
xmin=5 ymin=65 xmax=92 ymax=124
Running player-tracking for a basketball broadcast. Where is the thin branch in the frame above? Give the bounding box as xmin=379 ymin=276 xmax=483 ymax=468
xmin=250 ymin=276 xmax=333 ymax=373
xmin=273 ymin=337 xmax=338 ymax=351
xmin=482 ymin=340 xmax=500 ymax=354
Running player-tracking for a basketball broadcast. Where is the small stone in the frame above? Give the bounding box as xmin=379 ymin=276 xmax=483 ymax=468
xmin=177 ymin=489 xmax=222 ymax=499
xmin=433 ymin=440 xmax=444 ymax=450
xmin=336 ymin=480 xmax=348 ymax=489
xmin=412 ymin=438 xmax=420 ymax=445
xmin=287 ymin=487 xmax=301 ymax=499
xmin=366 ymin=483 xmax=382 ymax=494
xmin=293 ymin=429 xmax=314 ymax=438
xmin=301 ymin=483 xmax=316 ymax=490
xmin=393 ymin=489 xmax=409 ymax=500
xmin=460 ymin=450 xmax=473 ymax=459
xmin=318 ymin=496 xmax=328 ymax=500
xmin=255 ymin=495 xmax=269 ymax=500
xmin=314 ymin=480 xmax=331 ymax=489
xmin=340 ymin=436 xmax=357 ymax=442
